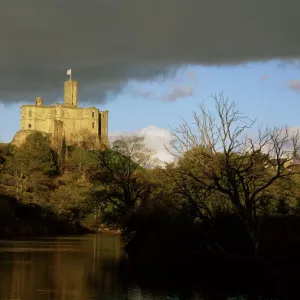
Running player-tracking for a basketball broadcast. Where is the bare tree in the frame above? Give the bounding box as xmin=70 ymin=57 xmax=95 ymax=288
xmin=110 ymin=136 xmax=156 ymax=169
xmin=166 ymin=93 xmax=300 ymax=256
xmin=71 ymin=129 xmax=100 ymax=150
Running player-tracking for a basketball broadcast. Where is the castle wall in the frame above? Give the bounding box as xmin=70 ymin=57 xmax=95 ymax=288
xmin=99 ymin=111 xmax=108 ymax=145
xmin=51 ymin=120 xmax=64 ymax=152
xmin=20 ymin=105 xmax=104 ymax=146
xmin=21 ymin=105 xmax=54 ymax=133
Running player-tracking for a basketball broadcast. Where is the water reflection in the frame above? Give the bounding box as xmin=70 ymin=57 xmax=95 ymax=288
xmin=0 ymin=234 xmax=125 ymax=300
xmin=0 ymin=234 xmax=249 ymax=300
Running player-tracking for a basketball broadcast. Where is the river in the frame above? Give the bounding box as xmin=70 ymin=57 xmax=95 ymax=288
xmin=0 ymin=233 xmax=279 ymax=300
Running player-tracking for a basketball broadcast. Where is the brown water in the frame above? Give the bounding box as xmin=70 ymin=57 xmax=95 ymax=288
xmin=0 ymin=234 xmax=125 ymax=300
xmin=0 ymin=234 xmax=259 ymax=300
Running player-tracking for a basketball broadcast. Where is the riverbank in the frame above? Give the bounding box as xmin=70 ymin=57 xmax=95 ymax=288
xmin=117 ymin=209 xmax=300 ymax=297
xmin=0 ymin=192 xmax=92 ymax=239
xmin=97 ymin=227 xmax=121 ymax=234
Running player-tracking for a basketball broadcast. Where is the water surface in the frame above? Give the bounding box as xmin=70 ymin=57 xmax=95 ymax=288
xmin=0 ymin=234 xmax=261 ymax=300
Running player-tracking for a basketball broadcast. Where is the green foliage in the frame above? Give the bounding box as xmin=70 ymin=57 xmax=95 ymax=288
xmin=0 ymin=143 xmax=14 ymax=157
xmin=70 ymin=147 xmax=96 ymax=171
xmin=21 ymin=131 xmax=58 ymax=176
xmin=88 ymin=136 xmax=155 ymax=228
xmin=0 ymin=134 xmax=100 ymax=234
xmin=48 ymin=184 xmax=92 ymax=222
xmin=0 ymin=132 xmax=57 ymax=194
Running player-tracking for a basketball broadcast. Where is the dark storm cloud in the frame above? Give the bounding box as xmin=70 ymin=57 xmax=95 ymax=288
xmin=1 ymin=0 xmax=300 ymax=104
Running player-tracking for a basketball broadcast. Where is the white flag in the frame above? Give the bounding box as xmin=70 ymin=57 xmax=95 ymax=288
xmin=66 ymin=69 xmax=72 ymax=76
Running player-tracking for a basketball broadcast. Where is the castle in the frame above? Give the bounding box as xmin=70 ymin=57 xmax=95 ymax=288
xmin=12 ymin=76 xmax=108 ymax=150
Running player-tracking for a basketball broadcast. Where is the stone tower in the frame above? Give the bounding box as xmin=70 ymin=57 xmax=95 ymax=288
xmin=64 ymin=79 xmax=79 ymax=106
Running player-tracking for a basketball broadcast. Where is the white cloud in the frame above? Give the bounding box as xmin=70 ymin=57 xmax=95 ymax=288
xmin=251 ymin=126 xmax=300 ymax=157
xmin=110 ymin=125 xmax=176 ymax=165
xmin=137 ymin=126 xmax=175 ymax=164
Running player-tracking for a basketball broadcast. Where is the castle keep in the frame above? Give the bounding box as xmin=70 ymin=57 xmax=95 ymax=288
xmin=12 ymin=77 xmax=108 ymax=149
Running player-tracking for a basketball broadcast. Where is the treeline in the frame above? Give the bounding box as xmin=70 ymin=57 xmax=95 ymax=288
xmin=85 ymin=94 xmax=300 ymax=270
xmin=1 ymin=94 xmax=300 ymax=271
xmin=0 ymin=132 xmax=100 ymax=236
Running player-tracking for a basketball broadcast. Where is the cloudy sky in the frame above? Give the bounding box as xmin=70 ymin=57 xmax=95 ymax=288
xmin=1 ymin=0 xmax=300 ymax=162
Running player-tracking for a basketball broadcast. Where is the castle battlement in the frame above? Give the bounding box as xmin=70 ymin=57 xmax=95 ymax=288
xmin=12 ymin=77 xmax=108 ymax=150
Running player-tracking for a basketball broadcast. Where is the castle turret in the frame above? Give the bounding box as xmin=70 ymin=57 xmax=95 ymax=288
xmin=100 ymin=110 xmax=109 ymax=145
xmin=64 ymin=79 xmax=78 ymax=106
xmin=35 ymin=97 xmax=43 ymax=106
